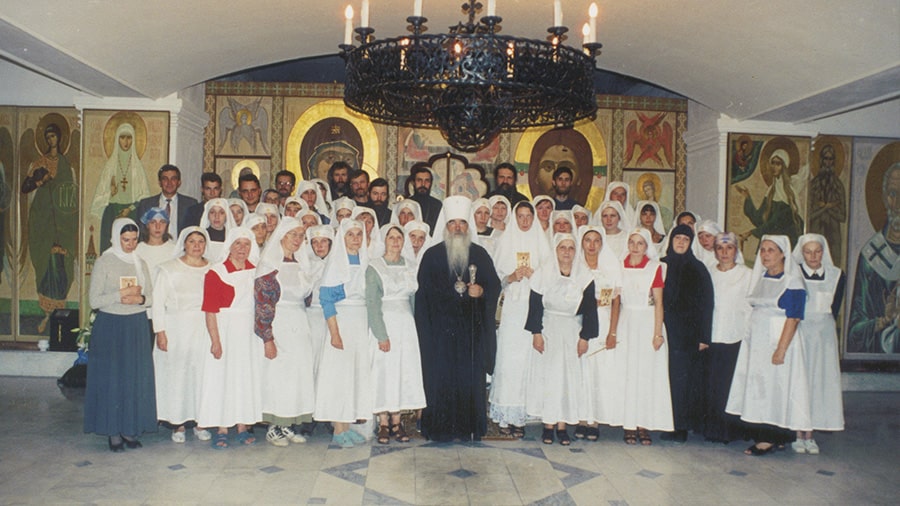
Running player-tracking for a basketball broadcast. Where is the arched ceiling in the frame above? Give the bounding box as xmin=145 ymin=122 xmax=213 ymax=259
xmin=1 ymin=0 xmax=897 ymax=122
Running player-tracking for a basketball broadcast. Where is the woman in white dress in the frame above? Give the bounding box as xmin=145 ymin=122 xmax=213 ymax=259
xmin=490 ymin=201 xmax=552 ymax=437
xmin=695 ymin=220 xmax=723 ymax=269
xmin=316 ymin=219 xmax=374 ymax=448
xmin=575 ymin=225 xmax=623 ymax=440
xmin=633 ymin=201 xmax=667 ymax=256
xmin=331 ymin=197 xmax=357 ymax=226
xmin=620 ymin=228 xmax=673 ymax=445
xmin=391 ymin=199 xmax=423 ymax=227
xmin=197 ymin=227 xmax=262 ymax=448
xmin=255 ymin=203 xmax=281 ymax=242
xmin=572 ymin=205 xmax=591 ymax=229
xmin=532 ymin=195 xmax=555 ymax=239
xmin=200 ymin=198 xmax=236 ymax=262
xmin=791 ymin=233 xmax=845 ymax=454
xmin=703 ymin=232 xmax=752 ymax=443
xmin=401 ymin=220 xmax=433 ymax=271
xmin=304 ymin=224 xmax=335 ymax=373
xmin=470 ymin=198 xmax=500 ymax=258
xmin=488 ymin=195 xmax=511 ymax=233
xmin=726 ymin=235 xmax=811 ymax=456
xmin=367 ymin=224 xmax=427 ymax=444
xmin=152 ymin=226 xmax=212 ymax=443
xmin=255 ymin=217 xmax=316 ymax=447
xmin=604 ymin=181 xmax=636 ymax=226
xmin=283 ymin=196 xmax=309 ymax=218
xmin=593 ymin=200 xmax=628 ymax=258
xmin=244 ymin=213 xmax=268 ymax=250
xmin=551 ymin=210 xmax=575 ymax=235
xmin=228 ymin=198 xmax=249 ymax=226
xmin=525 ymin=233 xmax=598 ymax=445
xmin=352 ymin=206 xmax=382 ymax=257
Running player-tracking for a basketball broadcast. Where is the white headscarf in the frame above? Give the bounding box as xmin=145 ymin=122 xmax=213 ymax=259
xmin=256 ymin=216 xmax=309 ymax=279
xmin=282 ymin=195 xmax=310 ymax=216
xmin=172 ymin=226 xmax=210 ymax=260
xmin=626 ymin=227 xmax=659 ymax=261
xmin=749 ymin=234 xmax=801 ymax=294
xmin=604 ymin=181 xmax=635 ymax=224
xmin=488 ymin=194 xmax=512 ymax=227
xmin=310 ymin=178 xmax=334 ymax=213
xmin=242 ymin=213 xmax=266 ymax=231
xmin=494 ymin=201 xmax=553 ymax=278
xmin=351 ymin=206 xmax=382 ymax=255
xmin=551 ymin=210 xmax=576 ymax=234
xmin=593 ymin=200 xmax=626 ymax=230
xmin=227 ymin=198 xmax=249 ymax=226
xmin=330 ymin=196 xmax=357 ymax=225
xmin=200 ymin=198 xmax=237 ymax=233
xmin=296 ymin=180 xmax=327 ymax=214
xmin=694 ymin=219 xmax=722 ymax=263
xmin=792 ymin=233 xmax=837 ymax=273
xmin=321 ymin=218 xmax=368 ymax=287
xmin=297 ymin=208 xmax=323 ymax=228
xmin=391 ymin=199 xmax=423 ymax=225
xmin=401 ymin=220 xmax=434 ymax=265
xmin=302 ymin=224 xmax=335 ymax=264
xmin=531 ymin=194 xmax=556 ymax=216
xmin=255 ymin=202 xmax=280 ymax=221
xmin=377 ymin=223 xmax=406 ymax=259
xmin=577 ymin=225 xmax=622 ymax=286
xmin=468 ymin=198 xmax=491 ymax=239
xmin=633 ymin=200 xmax=667 ymax=237
xmin=217 ymin=226 xmax=260 ymax=265
xmin=104 ymin=217 xmax=148 ymax=289
xmin=571 ymin=205 xmax=591 ymax=226
xmin=90 ymin=123 xmax=150 ymax=218
xmin=531 ymin=232 xmax=593 ymax=296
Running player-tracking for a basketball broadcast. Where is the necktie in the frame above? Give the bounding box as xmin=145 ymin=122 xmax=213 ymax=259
xmin=165 ymin=198 xmax=172 ymax=219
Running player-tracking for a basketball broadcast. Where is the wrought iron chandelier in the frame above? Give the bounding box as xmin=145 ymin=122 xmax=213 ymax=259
xmin=340 ymin=1 xmax=603 ymax=152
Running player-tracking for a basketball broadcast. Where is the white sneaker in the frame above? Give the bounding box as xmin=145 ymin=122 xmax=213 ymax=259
xmin=171 ymin=430 xmax=186 ymax=444
xmin=805 ymin=439 xmax=820 ymax=455
xmin=266 ymin=425 xmax=289 ymax=447
xmin=193 ymin=428 xmax=212 ymax=441
xmin=281 ymin=425 xmax=307 ymax=444
xmin=791 ymin=440 xmax=807 ymax=453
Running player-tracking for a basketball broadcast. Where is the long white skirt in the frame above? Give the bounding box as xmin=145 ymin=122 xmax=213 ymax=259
xmin=196 ymin=308 xmax=262 ymax=427
xmin=525 ymin=314 xmax=585 ymax=424
xmin=581 ymin=316 xmax=625 ymax=426
xmin=261 ymin=303 xmax=315 ymax=418
xmin=314 ymin=304 xmax=374 ymax=422
xmin=372 ymin=300 xmax=426 ymax=413
xmin=801 ymin=314 xmax=844 ymax=430
xmin=153 ymin=310 xmax=208 ymax=425
xmin=489 ymin=294 xmax=532 ymax=426
xmin=620 ymin=305 xmax=673 ymax=431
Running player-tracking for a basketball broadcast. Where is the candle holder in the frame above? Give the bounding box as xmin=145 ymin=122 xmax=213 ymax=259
xmin=355 ymin=27 xmax=375 ymax=45
xmin=406 ymin=16 xmax=428 ymax=35
xmin=547 ymin=26 xmax=569 ymax=44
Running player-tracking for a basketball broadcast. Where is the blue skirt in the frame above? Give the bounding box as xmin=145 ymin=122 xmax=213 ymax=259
xmin=83 ymin=311 xmax=158 ymax=436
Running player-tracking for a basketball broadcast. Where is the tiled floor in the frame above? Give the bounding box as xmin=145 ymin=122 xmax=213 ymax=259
xmin=1 ymin=376 xmax=898 ymax=505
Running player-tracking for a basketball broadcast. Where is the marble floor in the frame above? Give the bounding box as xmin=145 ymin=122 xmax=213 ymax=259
xmin=1 ymin=376 xmax=898 ymax=505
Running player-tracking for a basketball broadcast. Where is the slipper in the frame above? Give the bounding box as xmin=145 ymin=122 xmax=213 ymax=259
xmin=557 ymin=429 xmax=571 ymax=446
xmin=211 ymin=433 xmax=229 ymax=450
xmin=510 ymin=425 xmax=526 ymax=439
xmin=586 ymin=427 xmax=599 ymax=441
xmin=624 ymin=430 xmax=637 ymax=445
xmin=637 ymin=428 xmax=652 ymax=446
xmin=235 ymin=430 xmax=256 ymax=445
xmin=574 ymin=425 xmax=587 ymax=439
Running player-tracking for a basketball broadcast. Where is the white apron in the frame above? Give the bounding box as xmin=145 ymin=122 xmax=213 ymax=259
xmin=799 ymin=268 xmax=845 ymax=430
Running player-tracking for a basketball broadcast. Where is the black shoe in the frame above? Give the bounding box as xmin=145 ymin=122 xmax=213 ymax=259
xmin=122 ymin=436 xmax=142 ymax=449
xmin=661 ymin=430 xmax=687 ymax=443
xmin=108 ymin=437 xmax=125 ymax=453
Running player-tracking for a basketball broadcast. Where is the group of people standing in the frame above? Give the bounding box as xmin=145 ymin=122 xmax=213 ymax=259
xmin=83 ymin=164 xmax=845 ymax=458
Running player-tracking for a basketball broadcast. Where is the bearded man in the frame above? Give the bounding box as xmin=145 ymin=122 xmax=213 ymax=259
xmin=415 ymin=196 xmax=501 ymax=441
xmin=487 ymin=163 xmax=529 ymax=207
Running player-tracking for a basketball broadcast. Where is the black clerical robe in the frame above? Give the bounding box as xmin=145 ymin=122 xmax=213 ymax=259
xmin=414 ymin=242 xmax=500 ymax=441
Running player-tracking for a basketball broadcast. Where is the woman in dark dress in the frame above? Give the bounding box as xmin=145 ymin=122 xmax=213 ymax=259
xmin=84 ymin=218 xmax=157 ymax=452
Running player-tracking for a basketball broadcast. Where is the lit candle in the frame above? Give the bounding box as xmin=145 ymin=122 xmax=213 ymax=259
xmin=582 ymin=22 xmax=591 ymax=46
xmin=344 ymin=5 xmax=354 ymax=45
xmin=553 ymin=0 xmax=562 ymax=27
xmin=487 ymin=0 xmax=496 ymax=17
xmin=362 ymin=0 xmax=370 ymax=27
xmin=589 ymin=3 xmax=598 ymax=44
xmin=414 ymin=0 xmax=423 ymax=17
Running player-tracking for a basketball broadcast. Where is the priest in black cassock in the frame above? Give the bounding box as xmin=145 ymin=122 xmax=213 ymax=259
xmin=415 ymin=195 xmax=500 ymax=441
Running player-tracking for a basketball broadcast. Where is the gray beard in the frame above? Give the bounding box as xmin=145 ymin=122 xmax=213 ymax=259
xmin=446 ymin=231 xmax=471 ymax=274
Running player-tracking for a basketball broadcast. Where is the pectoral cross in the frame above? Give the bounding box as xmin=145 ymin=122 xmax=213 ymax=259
xmin=120 ymin=175 xmax=128 ymax=192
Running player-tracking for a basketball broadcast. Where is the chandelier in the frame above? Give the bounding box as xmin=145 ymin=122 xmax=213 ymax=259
xmin=340 ymin=1 xmax=603 ymax=152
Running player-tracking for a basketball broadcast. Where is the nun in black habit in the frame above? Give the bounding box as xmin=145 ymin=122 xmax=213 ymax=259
xmin=661 ymin=224 xmax=714 ymax=443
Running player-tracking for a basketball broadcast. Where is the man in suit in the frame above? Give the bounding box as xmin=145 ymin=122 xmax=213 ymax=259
xmin=184 ymin=172 xmax=223 ymax=227
xmin=135 ymin=164 xmax=198 ymax=238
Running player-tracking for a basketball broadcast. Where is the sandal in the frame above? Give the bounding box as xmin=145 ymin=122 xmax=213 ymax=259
xmin=541 ymin=427 xmax=554 ymax=445
xmin=623 ymin=429 xmax=637 ymax=445
xmin=211 ymin=432 xmax=229 ymax=449
xmin=377 ymin=425 xmax=391 ymax=445
xmin=637 ymin=428 xmax=652 ymax=446
xmin=586 ymin=426 xmax=599 ymax=441
xmin=745 ymin=443 xmax=777 ymax=456
xmin=557 ymin=428 xmax=571 ymax=446
xmin=574 ymin=425 xmax=587 ymax=439
xmin=391 ymin=424 xmax=410 ymax=443
xmin=510 ymin=425 xmax=526 ymax=439
xmin=498 ymin=426 xmax=513 ymax=437
xmin=235 ymin=430 xmax=256 ymax=445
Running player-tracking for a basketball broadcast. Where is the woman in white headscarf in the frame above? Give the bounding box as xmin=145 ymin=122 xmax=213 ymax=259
xmin=726 ymin=235 xmax=810 ymax=456
xmin=593 ymin=200 xmax=628 ymax=258
xmin=315 ymin=219 xmax=374 ymax=448
xmin=391 ymin=199 xmax=423 ymax=227
xmin=331 ymin=196 xmax=357 ymax=225
xmin=228 ymin=198 xmax=249 ymax=226
xmin=550 ymin=210 xmax=575 ymax=235
xmin=400 ymin=220 xmax=433 ymax=270
xmin=90 ymin=123 xmax=152 ymax=251
xmin=575 ymin=225 xmax=624 ymax=441
xmin=703 ymin=231 xmax=751 ymax=444
xmin=571 ymin=205 xmax=591 ymax=228
xmin=255 ymin=217 xmax=316 ymax=447
xmin=84 ymin=218 xmax=156 ymax=452
xmin=367 ymin=223 xmax=426 ymax=444
xmin=282 ymin=195 xmax=309 ymax=218
xmin=604 ymin=182 xmax=636 ymax=227
xmin=197 ymin=227 xmax=262 ymax=449
xmin=352 ymin=206 xmax=382 ymax=257
xmin=243 ymin=213 xmax=268 ymax=249
xmin=297 ymin=180 xmax=331 ymax=224
xmin=525 ymin=233 xmax=598 ymax=445
xmin=470 ymin=198 xmax=500 ymax=257
xmin=311 ymin=178 xmax=334 ymax=215
xmin=297 ymin=208 xmax=322 ymax=231
xmin=791 ymin=233 xmax=845 ymax=453
xmin=489 ymin=201 xmax=552 ymax=437
xmin=200 ymin=198 xmax=236 ymax=262
xmin=255 ymin=203 xmax=281 ymax=242
xmin=695 ymin=219 xmax=723 ymax=268
xmin=619 ymin=228 xmax=673 ymax=445
xmin=488 ymin=195 xmax=511 ymax=233
xmin=532 ymin=195 xmax=555 ymax=239
xmin=152 ymin=226 xmax=212 ymax=444
xmin=633 ymin=200 xmax=667 ymax=255
xmin=303 ymin=225 xmax=335 ymax=377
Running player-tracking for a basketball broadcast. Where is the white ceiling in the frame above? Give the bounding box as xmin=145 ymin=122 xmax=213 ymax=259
xmin=1 ymin=0 xmax=898 ymax=122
